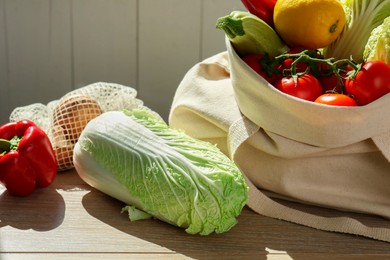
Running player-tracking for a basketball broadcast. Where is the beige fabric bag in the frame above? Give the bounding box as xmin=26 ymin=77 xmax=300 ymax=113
xmin=169 ymin=38 xmax=390 ymax=242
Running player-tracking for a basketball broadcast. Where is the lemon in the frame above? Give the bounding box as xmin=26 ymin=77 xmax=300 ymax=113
xmin=273 ymin=0 xmax=346 ymax=50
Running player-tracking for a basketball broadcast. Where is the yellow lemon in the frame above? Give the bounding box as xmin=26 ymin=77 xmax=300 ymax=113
xmin=273 ymin=0 xmax=346 ymax=50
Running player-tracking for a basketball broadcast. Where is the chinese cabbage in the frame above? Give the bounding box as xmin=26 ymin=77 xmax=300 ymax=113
xmin=73 ymin=109 xmax=248 ymax=235
xmin=364 ymin=16 xmax=390 ymax=64
xmin=324 ymin=0 xmax=390 ymax=62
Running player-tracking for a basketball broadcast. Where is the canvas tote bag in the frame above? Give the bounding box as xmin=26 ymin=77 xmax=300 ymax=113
xmin=169 ymin=38 xmax=390 ymax=242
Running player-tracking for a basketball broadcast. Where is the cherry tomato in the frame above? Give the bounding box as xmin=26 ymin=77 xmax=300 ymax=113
xmin=319 ymin=64 xmax=353 ymax=93
xmin=319 ymin=73 xmax=342 ymax=93
xmin=345 ymin=61 xmax=390 ymax=105
xmin=280 ymin=48 xmax=308 ymax=73
xmin=275 ymin=74 xmax=323 ymax=101
xmin=242 ymin=54 xmax=282 ymax=84
xmin=314 ymin=93 xmax=358 ymax=106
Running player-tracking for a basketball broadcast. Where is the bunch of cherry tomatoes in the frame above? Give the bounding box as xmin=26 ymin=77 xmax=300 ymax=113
xmin=242 ymin=49 xmax=390 ymax=106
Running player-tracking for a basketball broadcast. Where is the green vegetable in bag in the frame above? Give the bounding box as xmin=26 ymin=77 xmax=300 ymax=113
xmin=364 ymin=16 xmax=390 ymax=65
xmin=73 ymin=109 xmax=248 ymax=235
xmin=216 ymin=10 xmax=289 ymax=57
xmin=324 ymin=0 xmax=390 ymax=62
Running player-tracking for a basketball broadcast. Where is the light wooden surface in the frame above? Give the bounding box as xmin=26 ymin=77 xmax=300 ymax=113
xmin=1 ymin=169 xmax=390 ymax=260
xmin=0 ymin=0 xmax=245 ymax=123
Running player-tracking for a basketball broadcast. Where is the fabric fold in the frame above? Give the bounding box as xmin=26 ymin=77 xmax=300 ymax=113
xmin=169 ymin=45 xmax=390 ymax=242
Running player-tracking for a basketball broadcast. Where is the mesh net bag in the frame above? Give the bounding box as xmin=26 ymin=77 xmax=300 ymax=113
xmin=10 ymin=82 xmax=149 ymax=171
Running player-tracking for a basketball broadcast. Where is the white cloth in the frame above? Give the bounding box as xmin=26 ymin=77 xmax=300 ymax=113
xmin=169 ymin=39 xmax=390 ymax=242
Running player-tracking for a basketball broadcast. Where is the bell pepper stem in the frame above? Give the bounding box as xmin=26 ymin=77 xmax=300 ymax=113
xmin=0 ymin=136 xmax=21 ymax=154
xmin=0 ymin=138 xmax=12 ymax=153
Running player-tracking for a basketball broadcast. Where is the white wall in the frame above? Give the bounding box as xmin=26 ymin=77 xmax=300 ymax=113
xmin=0 ymin=0 xmax=245 ymax=124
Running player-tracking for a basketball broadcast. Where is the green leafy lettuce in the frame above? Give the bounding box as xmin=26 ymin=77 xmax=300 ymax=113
xmin=73 ymin=109 xmax=248 ymax=235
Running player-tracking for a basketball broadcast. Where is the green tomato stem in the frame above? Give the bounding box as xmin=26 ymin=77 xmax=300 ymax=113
xmin=271 ymin=49 xmax=360 ymax=94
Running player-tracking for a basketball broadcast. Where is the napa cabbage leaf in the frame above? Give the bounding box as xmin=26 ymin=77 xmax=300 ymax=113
xmin=324 ymin=0 xmax=390 ymax=62
xmin=364 ymin=16 xmax=390 ymax=64
xmin=73 ymin=109 xmax=248 ymax=235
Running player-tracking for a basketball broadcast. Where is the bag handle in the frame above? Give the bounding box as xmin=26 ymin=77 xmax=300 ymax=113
xmin=228 ymin=117 xmax=390 ymax=242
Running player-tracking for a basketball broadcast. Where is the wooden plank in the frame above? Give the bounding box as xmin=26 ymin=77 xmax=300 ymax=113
xmin=4 ymin=0 xmax=73 ymax=115
xmin=2 ymin=253 xmax=390 ymax=260
xmin=72 ymin=0 xmax=137 ymax=90
xmin=137 ymin=0 xmax=201 ymax=121
xmin=201 ymin=0 xmax=246 ymax=60
xmin=0 ymin=254 xmax=191 ymax=260
xmin=0 ymin=171 xmax=174 ymax=254
xmin=2 ymin=170 xmax=390 ymax=258
xmin=47 ymin=0 xmax=73 ymax=96
xmin=0 ymin=0 xmax=9 ymax=124
xmin=0 ymin=0 xmax=245 ymax=124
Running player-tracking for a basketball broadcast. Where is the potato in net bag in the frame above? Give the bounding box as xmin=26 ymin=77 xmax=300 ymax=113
xmin=10 ymin=82 xmax=147 ymax=171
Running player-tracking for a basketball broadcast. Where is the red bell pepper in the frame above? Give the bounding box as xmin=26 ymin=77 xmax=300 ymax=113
xmin=0 ymin=120 xmax=57 ymax=196
xmin=241 ymin=0 xmax=277 ymax=28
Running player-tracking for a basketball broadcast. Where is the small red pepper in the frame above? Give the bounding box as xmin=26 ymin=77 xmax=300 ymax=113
xmin=241 ymin=0 xmax=277 ymax=28
xmin=0 ymin=120 xmax=57 ymax=196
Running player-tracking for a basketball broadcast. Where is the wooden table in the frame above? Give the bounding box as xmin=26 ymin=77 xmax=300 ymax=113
xmin=1 ymin=169 xmax=390 ymax=259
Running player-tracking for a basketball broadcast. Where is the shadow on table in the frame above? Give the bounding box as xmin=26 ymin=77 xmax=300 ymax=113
xmin=81 ymin=189 xmax=390 ymax=260
xmin=0 ymin=187 xmax=65 ymax=231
